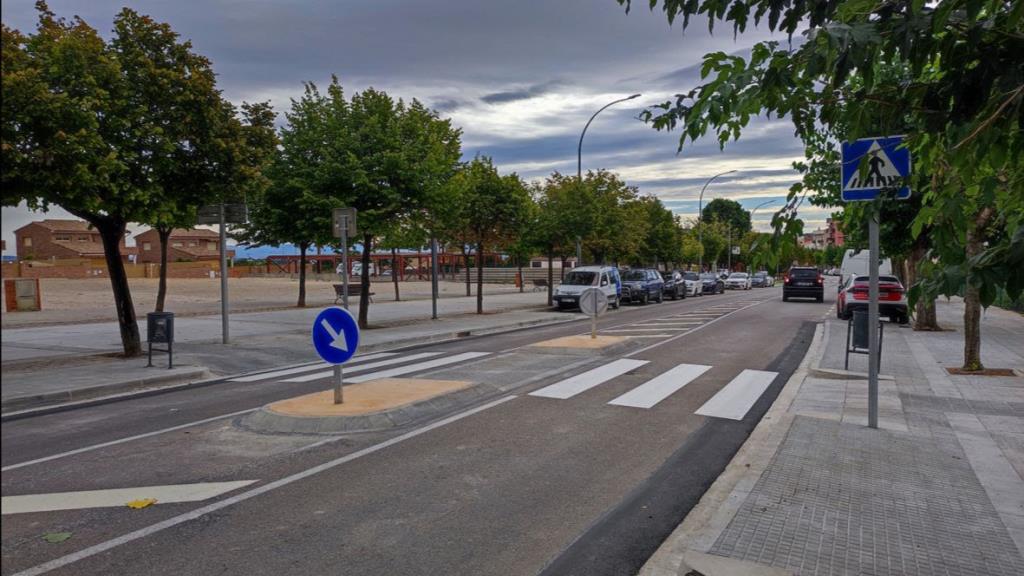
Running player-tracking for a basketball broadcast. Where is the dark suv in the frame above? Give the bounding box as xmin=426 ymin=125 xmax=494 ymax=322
xmin=621 ymin=268 xmax=665 ymax=305
xmin=782 ymin=267 xmax=824 ymax=302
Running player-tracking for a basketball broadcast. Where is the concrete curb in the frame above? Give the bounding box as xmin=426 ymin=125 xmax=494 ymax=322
xmin=0 ymin=367 xmax=210 ymax=414
xmin=637 ymin=322 xmax=825 ymax=576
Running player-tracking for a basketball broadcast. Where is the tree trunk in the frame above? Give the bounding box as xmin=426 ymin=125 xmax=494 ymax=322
xmin=476 ymin=242 xmax=484 ymax=314
xmin=560 ymin=256 xmax=566 ymax=281
xmin=962 ymin=206 xmax=994 ymax=371
xmin=97 ymin=219 xmax=141 ymax=357
xmin=358 ymin=234 xmax=373 ymax=329
xmin=907 ymin=243 xmax=941 ymax=331
xmin=391 ymin=247 xmax=400 ymax=301
xmin=463 ymin=246 xmax=471 ymax=296
xmin=155 ymin=226 xmax=171 ymax=312
xmin=297 ymin=242 xmax=308 ymax=308
xmin=518 ymin=260 xmax=524 ymax=294
xmin=547 ymin=253 xmax=554 ymax=307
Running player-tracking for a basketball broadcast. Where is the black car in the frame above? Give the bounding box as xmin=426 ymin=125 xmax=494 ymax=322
xmin=621 ymin=269 xmax=665 ymax=304
xmin=699 ymin=273 xmax=725 ymax=294
xmin=661 ymin=270 xmax=687 ymax=300
xmin=782 ymin=267 xmax=824 ymax=302
xmin=750 ymin=271 xmax=772 ymax=287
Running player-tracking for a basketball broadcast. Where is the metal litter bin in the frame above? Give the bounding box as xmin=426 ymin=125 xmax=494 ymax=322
xmin=852 ymin=310 xmax=869 ymax=349
xmin=147 ymin=312 xmax=175 ymax=368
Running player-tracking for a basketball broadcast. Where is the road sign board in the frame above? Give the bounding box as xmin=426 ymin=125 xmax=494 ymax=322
xmin=312 ymin=307 xmax=360 ymax=365
xmin=196 ymin=204 xmax=248 ymax=225
xmin=333 ymin=208 xmax=358 ymax=238
xmin=579 ymin=287 xmax=608 ymax=318
xmin=841 ymin=136 xmax=911 ymax=201
xmin=731 ymin=246 xmax=741 ymax=255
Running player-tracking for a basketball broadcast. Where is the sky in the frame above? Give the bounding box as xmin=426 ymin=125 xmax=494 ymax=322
xmin=1 ymin=0 xmax=836 ymax=255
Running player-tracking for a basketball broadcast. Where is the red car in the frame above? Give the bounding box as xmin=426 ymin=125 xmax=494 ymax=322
xmin=836 ymin=275 xmax=909 ymax=324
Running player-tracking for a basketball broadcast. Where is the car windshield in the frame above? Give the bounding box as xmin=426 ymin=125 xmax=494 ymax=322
xmin=754 ymin=272 xmax=767 ymax=278
xmin=728 ymin=273 xmax=748 ymax=279
xmin=789 ymin=268 xmax=818 ymax=278
xmin=622 ymin=270 xmax=646 ymax=281
xmin=661 ymin=272 xmax=674 ymax=280
xmin=700 ymin=274 xmax=717 ymax=280
xmin=853 ymin=276 xmax=901 ymax=284
xmin=562 ymin=271 xmax=596 ymax=286
xmin=683 ymin=272 xmax=699 ymax=280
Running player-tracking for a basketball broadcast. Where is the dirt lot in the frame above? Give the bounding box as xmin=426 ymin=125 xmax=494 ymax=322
xmin=1 ymin=276 xmax=525 ymax=328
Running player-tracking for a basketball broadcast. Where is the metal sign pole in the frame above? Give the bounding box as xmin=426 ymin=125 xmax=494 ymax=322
xmin=430 ymin=237 xmax=439 ymax=320
xmin=591 ymin=315 xmax=597 ymax=340
xmin=868 ymin=207 xmax=880 ymax=429
xmin=219 ymin=203 xmax=229 ymax=344
xmin=333 ymin=364 xmax=344 ymax=404
xmin=341 ymin=221 xmax=349 ymax=310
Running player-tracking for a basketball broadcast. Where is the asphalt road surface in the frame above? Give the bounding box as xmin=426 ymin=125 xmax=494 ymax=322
xmin=2 ymin=283 xmax=834 ymax=576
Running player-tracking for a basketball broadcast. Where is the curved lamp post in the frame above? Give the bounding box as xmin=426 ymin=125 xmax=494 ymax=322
xmin=746 ymin=199 xmax=781 ymax=275
xmin=697 ymin=170 xmax=737 ymax=273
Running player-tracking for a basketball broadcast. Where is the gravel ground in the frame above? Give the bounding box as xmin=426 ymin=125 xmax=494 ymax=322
xmin=0 ymin=276 xmax=527 ymax=328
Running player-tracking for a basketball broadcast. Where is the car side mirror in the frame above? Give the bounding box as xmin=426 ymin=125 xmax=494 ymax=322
xmin=601 ymin=280 xmax=608 ymax=286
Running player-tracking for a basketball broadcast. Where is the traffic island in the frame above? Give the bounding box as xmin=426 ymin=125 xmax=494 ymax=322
xmin=240 ymin=377 xmax=480 ymax=435
xmin=528 ymin=334 xmax=629 ymax=356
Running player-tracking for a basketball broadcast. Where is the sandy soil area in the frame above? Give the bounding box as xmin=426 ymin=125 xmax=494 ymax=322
xmin=1 ymin=276 xmax=525 ymax=327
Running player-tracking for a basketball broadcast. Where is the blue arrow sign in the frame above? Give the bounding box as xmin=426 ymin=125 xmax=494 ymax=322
xmin=841 ymin=136 xmax=911 ymax=201
xmin=312 ymin=307 xmax=360 ymax=365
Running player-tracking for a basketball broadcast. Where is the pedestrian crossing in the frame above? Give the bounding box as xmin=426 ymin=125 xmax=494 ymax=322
xmin=590 ymin=298 xmax=771 ymax=339
xmin=228 ymin=351 xmax=490 ymax=385
xmin=530 ymin=360 xmax=778 ymax=419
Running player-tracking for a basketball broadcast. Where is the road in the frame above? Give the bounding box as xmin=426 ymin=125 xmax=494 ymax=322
xmin=1 ymin=283 xmax=834 ymax=576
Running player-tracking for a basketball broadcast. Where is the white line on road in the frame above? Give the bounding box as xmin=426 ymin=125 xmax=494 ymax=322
xmin=602 ymin=328 xmax=690 ymax=332
xmin=695 ymin=369 xmax=779 ymax=420
xmin=625 ymin=299 xmax=771 ymax=358
xmin=0 ymin=408 xmax=259 ymax=473
xmin=10 ymin=395 xmax=518 ymax=576
xmin=2 ymin=481 xmax=258 ymax=515
xmin=282 ymin=352 xmax=442 ymax=383
xmin=608 ymin=363 xmax=712 ymax=409
xmin=229 ymin=353 xmax=397 ymax=382
xmin=529 ymin=359 xmax=648 ymax=400
xmin=348 ymin=352 xmax=490 ymax=383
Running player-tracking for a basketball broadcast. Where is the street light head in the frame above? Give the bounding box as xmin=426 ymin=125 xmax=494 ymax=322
xmin=628 ymin=93 xmax=642 ymax=100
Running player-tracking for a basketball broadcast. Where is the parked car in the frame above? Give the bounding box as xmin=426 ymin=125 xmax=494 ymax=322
xmin=699 ymin=273 xmax=725 ymax=294
xmin=725 ymin=272 xmax=752 ymax=290
xmin=661 ymin=270 xmax=688 ymax=300
xmin=552 ymin=266 xmax=621 ymax=310
xmin=836 ymin=274 xmax=908 ymax=324
xmin=621 ymin=268 xmax=664 ymax=305
xmin=680 ymin=271 xmax=702 ymax=297
xmin=750 ymin=271 xmax=774 ymax=287
xmin=782 ymin=266 xmax=824 ymax=302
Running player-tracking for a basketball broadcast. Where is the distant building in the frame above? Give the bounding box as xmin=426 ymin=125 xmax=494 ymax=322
xmin=799 ymin=229 xmax=827 ymax=250
xmin=14 ymin=219 xmax=129 ymax=261
xmin=135 ymin=228 xmax=233 ymax=263
xmin=826 ymin=217 xmax=845 ymax=247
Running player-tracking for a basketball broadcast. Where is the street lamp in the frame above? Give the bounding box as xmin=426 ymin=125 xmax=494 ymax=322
xmin=577 ymin=93 xmax=642 ymax=181
xmin=748 ymin=199 xmax=781 ymax=276
xmin=696 ymin=170 xmax=737 ymax=274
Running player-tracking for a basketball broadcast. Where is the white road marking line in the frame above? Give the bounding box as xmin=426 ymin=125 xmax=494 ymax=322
xmin=1 ymin=408 xmax=259 ymax=473
xmin=633 ymin=321 xmax=704 ymax=326
xmin=529 ymin=359 xmax=648 ymax=400
xmin=347 ymin=352 xmax=490 ymax=383
xmin=2 ymin=481 xmax=258 ymax=515
xmin=625 ymin=299 xmax=771 ymax=358
xmin=229 ymin=353 xmax=398 ymax=382
xmin=608 ymin=363 xmax=712 ymax=409
xmin=282 ymin=352 xmax=442 ymax=382
xmin=695 ymin=369 xmax=779 ymax=420
xmin=603 ymin=328 xmax=689 ymax=332
xmin=615 ymin=334 xmax=674 ymax=338
xmin=11 ymin=395 xmax=518 ymax=576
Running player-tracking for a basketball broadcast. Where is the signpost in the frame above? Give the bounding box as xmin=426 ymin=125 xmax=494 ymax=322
xmin=579 ymin=287 xmax=608 ymax=339
xmin=197 ymin=204 xmax=247 ymax=344
xmin=841 ymin=136 xmax=911 ymax=429
xmin=333 ymin=208 xmax=358 ymax=310
xmin=312 ymin=307 xmax=360 ymax=404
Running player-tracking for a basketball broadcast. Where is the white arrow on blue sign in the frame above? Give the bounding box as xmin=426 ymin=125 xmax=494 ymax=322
xmin=841 ymin=136 xmax=911 ymax=202
xmin=312 ymin=307 xmax=360 ymax=364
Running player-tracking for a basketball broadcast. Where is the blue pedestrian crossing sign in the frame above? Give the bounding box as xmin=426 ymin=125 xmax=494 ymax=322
xmin=841 ymin=136 xmax=911 ymax=201
xmin=312 ymin=307 xmax=360 ymax=364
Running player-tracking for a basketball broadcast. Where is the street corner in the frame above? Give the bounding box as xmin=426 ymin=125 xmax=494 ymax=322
xmin=240 ymin=377 xmax=478 ymax=435
xmin=528 ymin=334 xmax=631 ymax=356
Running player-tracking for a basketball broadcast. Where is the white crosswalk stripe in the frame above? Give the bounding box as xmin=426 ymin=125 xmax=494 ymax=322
xmin=229 ymin=352 xmax=398 ymax=382
xmin=347 ymin=351 xmax=490 ymax=383
xmin=608 ymin=363 xmax=711 ymax=409
xmin=695 ymin=369 xmax=778 ymax=420
xmin=529 ymin=359 xmax=648 ymax=400
xmin=282 ymin=352 xmax=442 ymax=383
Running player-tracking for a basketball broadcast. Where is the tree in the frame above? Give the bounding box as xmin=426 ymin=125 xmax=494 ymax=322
xmin=637 ymin=196 xmax=682 ymax=268
xmin=624 ymin=0 xmax=1022 ymax=371
xmin=701 ymin=198 xmax=751 ymax=236
xmin=452 ymin=157 xmax=531 ymax=314
xmin=2 ymin=4 xmax=239 ymax=356
xmin=533 ymin=176 xmax=579 ymax=305
xmin=679 ymin=227 xmax=704 ymax=267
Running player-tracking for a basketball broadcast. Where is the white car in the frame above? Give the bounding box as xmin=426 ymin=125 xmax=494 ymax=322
xmin=725 ymin=272 xmax=752 ymax=290
xmin=681 ymin=271 xmax=703 ymax=296
xmin=552 ymin=266 xmax=621 ymax=310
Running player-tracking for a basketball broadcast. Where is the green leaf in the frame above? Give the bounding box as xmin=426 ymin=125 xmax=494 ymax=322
xmin=42 ymin=532 xmax=73 ymax=543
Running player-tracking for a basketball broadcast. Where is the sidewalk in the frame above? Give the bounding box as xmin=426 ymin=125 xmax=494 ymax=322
xmin=1 ymin=290 xmax=574 ymax=412
xmin=642 ymin=300 xmax=1024 ymax=576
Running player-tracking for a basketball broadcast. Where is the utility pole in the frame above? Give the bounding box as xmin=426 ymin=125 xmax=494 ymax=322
xmin=219 ymin=203 xmax=229 ymax=344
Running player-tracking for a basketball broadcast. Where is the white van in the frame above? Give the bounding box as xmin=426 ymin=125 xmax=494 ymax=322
xmin=552 ymin=266 xmax=621 ymax=310
xmin=839 ymin=249 xmax=892 ymax=284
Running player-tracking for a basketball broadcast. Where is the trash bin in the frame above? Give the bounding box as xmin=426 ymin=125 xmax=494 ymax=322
xmin=147 ymin=312 xmax=174 ymax=368
xmin=852 ymin=310 xmax=869 ymax=349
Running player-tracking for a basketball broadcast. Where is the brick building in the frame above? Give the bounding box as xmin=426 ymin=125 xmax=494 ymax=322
xmin=135 ymin=228 xmax=233 ymax=263
xmin=826 ymin=217 xmax=845 ymax=247
xmin=14 ymin=219 xmax=129 ymax=261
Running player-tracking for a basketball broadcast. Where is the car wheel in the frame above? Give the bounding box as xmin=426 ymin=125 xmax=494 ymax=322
xmin=612 ymin=295 xmax=620 ymax=309
xmin=783 ymin=295 xmax=789 ymax=302
xmin=816 ymin=295 xmax=823 ymax=303
xmin=641 ymin=292 xmax=649 ymax=305
xmin=656 ymin=289 xmax=664 ymax=303
xmin=896 ymin=314 xmax=909 ymax=325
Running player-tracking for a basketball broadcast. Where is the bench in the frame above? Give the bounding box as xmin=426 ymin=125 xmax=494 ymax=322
xmin=532 ymin=278 xmax=549 ymax=292
xmin=333 ymin=283 xmax=374 ymax=304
